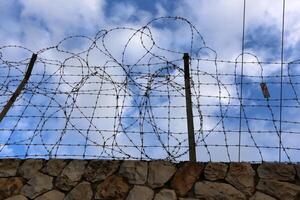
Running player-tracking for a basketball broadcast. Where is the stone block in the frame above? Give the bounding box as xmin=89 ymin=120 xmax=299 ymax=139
xmin=249 ymin=192 xmax=276 ymax=200
xmin=225 ymin=163 xmax=255 ymax=196
xmin=257 ymin=179 xmax=300 ymax=200
xmin=119 ymin=160 xmax=147 ymax=184
xmin=257 ymin=163 xmax=295 ymax=181
xmin=0 ymin=177 xmax=23 ymax=200
xmin=84 ymin=160 xmax=119 ymax=183
xmin=95 ymin=175 xmax=130 ymax=200
xmin=171 ymin=162 xmax=204 ymax=196
xmin=154 ymin=189 xmax=177 ymax=200
xmin=194 ymin=181 xmax=246 ymax=200
xmin=204 ymin=162 xmax=228 ymax=181
xmin=41 ymin=159 xmax=68 ymax=176
xmin=21 ymin=172 xmax=53 ymax=199
xmin=126 ymin=185 xmax=154 ymax=200
xmin=0 ymin=159 xmax=20 ymax=177
xmin=35 ymin=190 xmax=65 ymax=200
xmin=55 ymin=160 xmax=87 ymax=191
xmin=18 ymin=159 xmax=44 ymax=180
xmin=147 ymin=161 xmax=176 ymax=188
xmin=65 ymin=182 xmax=93 ymax=200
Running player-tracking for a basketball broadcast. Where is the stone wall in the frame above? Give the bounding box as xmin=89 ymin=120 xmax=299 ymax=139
xmin=0 ymin=160 xmax=300 ymax=200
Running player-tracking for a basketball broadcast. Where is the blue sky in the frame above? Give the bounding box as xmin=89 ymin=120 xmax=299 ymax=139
xmin=1 ymin=0 xmax=300 ymax=162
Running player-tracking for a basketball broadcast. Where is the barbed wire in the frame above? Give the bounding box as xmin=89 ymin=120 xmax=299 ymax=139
xmin=0 ymin=15 xmax=299 ymax=162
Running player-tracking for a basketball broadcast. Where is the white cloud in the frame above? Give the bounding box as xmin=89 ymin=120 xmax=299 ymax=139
xmin=20 ymin=0 xmax=105 ymax=32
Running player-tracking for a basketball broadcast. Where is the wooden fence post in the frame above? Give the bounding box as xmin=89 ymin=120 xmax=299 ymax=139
xmin=183 ymin=53 xmax=196 ymax=161
xmin=0 ymin=53 xmax=37 ymax=122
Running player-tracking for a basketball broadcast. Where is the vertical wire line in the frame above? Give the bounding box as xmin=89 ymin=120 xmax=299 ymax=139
xmin=238 ymin=0 xmax=246 ymax=162
xmin=279 ymin=0 xmax=286 ymax=162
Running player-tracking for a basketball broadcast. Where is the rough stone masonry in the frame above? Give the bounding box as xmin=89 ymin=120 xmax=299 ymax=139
xmin=0 ymin=159 xmax=300 ymax=199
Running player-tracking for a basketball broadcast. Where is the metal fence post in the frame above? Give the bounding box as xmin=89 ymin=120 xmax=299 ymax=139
xmin=183 ymin=53 xmax=196 ymax=162
xmin=0 ymin=53 xmax=37 ymax=122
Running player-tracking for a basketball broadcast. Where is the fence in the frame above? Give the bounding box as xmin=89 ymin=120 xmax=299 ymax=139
xmin=0 ymin=14 xmax=300 ymax=162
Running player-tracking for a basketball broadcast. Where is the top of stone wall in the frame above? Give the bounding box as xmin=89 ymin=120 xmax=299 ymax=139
xmin=0 ymin=159 xmax=299 ymax=200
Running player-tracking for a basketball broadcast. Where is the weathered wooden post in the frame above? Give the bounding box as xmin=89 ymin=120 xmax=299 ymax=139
xmin=183 ymin=53 xmax=196 ymax=161
xmin=0 ymin=53 xmax=37 ymax=122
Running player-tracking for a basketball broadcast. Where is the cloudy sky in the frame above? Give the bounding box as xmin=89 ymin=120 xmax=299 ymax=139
xmin=0 ymin=0 xmax=300 ymax=162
